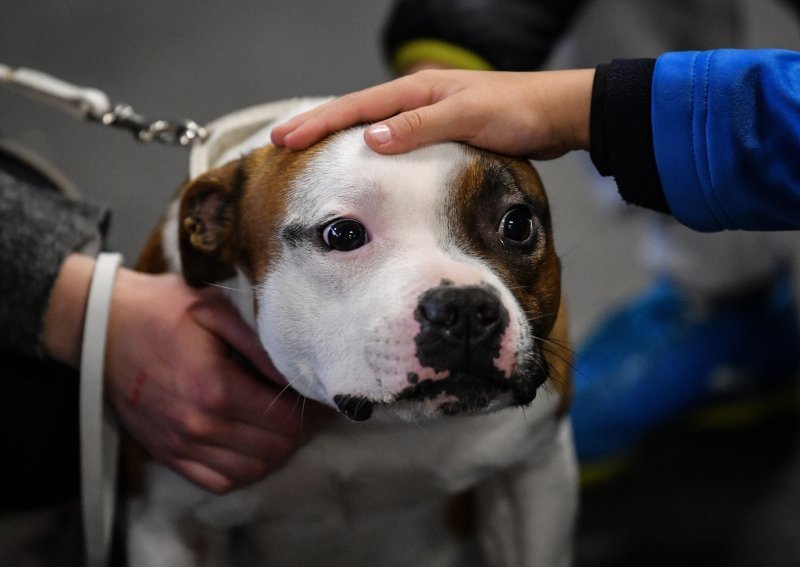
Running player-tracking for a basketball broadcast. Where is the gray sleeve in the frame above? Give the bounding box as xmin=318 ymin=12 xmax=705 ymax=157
xmin=0 ymin=169 xmax=110 ymax=357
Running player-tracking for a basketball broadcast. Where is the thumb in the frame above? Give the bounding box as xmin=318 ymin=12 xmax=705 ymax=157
xmin=364 ymin=102 xmax=459 ymax=154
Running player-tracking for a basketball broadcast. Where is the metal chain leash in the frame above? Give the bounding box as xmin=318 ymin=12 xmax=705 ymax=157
xmin=0 ymin=63 xmax=208 ymax=147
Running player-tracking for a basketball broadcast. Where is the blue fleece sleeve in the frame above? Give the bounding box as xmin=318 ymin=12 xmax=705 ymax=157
xmin=652 ymin=49 xmax=800 ymax=231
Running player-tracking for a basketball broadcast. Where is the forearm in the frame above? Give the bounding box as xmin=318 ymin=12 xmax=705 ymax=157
xmin=652 ymin=49 xmax=800 ymax=231
xmin=591 ymin=49 xmax=800 ymax=231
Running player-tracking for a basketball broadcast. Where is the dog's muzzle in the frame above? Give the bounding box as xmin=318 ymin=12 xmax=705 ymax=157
xmin=333 ymin=282 xmax=545 ymax=422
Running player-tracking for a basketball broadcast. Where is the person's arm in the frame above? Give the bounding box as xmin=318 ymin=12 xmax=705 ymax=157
xmin=273 ymin=49 xmax=800 ymax=232
xmin=589 ymin=58 xmax=669 ymax=214
xmin=596 ymin=49 xmax=800 ymax=230
xmin=651 ymin=49 xmax=800 ymax=231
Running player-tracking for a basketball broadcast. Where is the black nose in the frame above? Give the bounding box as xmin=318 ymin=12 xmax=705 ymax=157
xmin=414 ymin=284 xmax=509 ymax=372
xmin=333 ymin=394 xmax=374 ymax=421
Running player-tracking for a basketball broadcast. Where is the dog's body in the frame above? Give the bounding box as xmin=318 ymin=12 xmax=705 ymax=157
xmin=132 ymin=99 xmax=577 ymax=567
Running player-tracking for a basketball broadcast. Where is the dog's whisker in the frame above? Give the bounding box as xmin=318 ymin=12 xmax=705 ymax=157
xmin=203 ymin=281 xmax=246 ymax=293
xmin=290 ymin=390 xmax=304 ymax=413
xmin=262 ymin=379 xmax=300 ymax=419
xmin=519 ymin=308 xmax=561 ymax=322
xmin=299 ymin=396 xmax=307 ymax=433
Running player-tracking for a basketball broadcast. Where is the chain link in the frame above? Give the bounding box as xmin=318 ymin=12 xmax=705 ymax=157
xmin=95 ymin=103 xmax=208 ymax=147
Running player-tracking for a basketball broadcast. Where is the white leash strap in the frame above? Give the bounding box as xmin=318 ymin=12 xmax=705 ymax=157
xmin=1 ymin=63 xmax=207 ymax=146
xmin=80 ymin=252 xmax=123 ymax=567
xmin=0 ymin=63 xmax=111 ymax=120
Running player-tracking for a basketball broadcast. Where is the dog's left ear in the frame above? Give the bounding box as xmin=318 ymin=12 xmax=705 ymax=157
xmin=179 ymin=160 xmax=243 ymax=287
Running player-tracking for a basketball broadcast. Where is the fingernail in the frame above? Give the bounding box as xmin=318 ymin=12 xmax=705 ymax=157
xmin=367 ymin=124 xmax=392 ymax=145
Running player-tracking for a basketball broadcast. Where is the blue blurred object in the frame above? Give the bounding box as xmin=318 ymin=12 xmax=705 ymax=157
xmin=571 ymin=271 xmax=800 ymax=483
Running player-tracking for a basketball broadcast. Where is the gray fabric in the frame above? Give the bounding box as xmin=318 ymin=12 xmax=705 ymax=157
xmin=0 ymin=158 xmax=110 ymax=357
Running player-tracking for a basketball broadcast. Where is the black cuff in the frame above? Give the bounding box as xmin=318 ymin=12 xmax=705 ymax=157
xmin=589 ymin=58 xmax=671 ymax=214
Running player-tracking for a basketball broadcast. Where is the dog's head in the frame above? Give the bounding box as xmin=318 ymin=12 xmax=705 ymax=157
xmin=178 ymin=127 xmax=565 ymax=421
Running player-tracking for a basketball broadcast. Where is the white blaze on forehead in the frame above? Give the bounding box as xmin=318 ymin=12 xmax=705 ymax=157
xmin=285 ymin=127 xmax=467 ymax=240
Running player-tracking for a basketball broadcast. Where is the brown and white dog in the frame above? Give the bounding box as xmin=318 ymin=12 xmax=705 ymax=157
xmin=131 ymin=99 xmax=577 ymax=567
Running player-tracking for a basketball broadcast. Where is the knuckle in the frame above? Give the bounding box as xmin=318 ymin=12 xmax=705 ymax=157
xmin=206 ymin=476 xmax=236 ymax=495
xmin=189 ymin=375 xmax=229 ymax=413
xmin=412 ymin=68 xmax=438 ymax=81
xmin=397 ymin=109 xmax=425 ymax=135
xmin=176 ymin=410 xmax=213 ymax=442
xmin=161 ymin=429 xmax=184 ymax=455
xmin=339 ymin=91 xmax=361 ymax=105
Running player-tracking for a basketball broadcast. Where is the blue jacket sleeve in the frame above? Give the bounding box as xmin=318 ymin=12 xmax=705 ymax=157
xmin=652 ymin=49 xmax=800 ymax=231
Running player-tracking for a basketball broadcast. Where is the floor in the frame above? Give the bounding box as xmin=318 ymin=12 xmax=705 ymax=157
xmin=575 ymin=408 xmax=800 ymax=566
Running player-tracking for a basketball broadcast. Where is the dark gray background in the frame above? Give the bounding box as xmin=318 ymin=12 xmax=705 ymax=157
xmin=1 ymin=1 xmax=798 ymax=565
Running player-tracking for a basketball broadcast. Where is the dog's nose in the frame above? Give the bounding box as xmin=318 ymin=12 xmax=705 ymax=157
xmin=417 ymin=285 xmax=502 ymax=340
xmin=414 ymin=284 xmax=509 ymax=372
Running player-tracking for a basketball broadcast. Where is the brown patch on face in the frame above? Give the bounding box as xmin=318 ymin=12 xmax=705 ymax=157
xmin=447 ymin=148 xmax=570 ymax=404
xmin=175 ymin=137 xmax=333 ymax=288
xmin=236 ymin=141 xmax=330 ymax=285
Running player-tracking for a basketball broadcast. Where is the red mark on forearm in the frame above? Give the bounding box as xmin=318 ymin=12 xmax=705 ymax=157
xmin=129 ymin=371 xmax=148 ymax=406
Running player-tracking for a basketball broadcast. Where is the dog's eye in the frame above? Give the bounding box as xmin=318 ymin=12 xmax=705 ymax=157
xmin=322 ymin=218 xmax=368 ymax=251
xmin=498 ymin=206 xmax=534 ymax=243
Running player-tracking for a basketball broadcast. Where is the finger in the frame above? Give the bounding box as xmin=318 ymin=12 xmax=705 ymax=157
xmin=362 ymin=98 xmax=469 ymax=154
xmin=171 ymin=453 xmax=281 ymax=493
xmin=169 ymin=404 xmax=302 ymax=458
xmin=272 ymin=77 xmax=439 ymax=150
xmin=171 ymin=434 xmax=298 ymax=492
xmin=172 ymin=459 xmax=235 ymax=493
xmin=188 ymin=292 xmax=287 ymax=386
xmin=216 ymin=368 xmax=307 ymax=437
xmin=175 ymin=424 xmax=298 ymax=468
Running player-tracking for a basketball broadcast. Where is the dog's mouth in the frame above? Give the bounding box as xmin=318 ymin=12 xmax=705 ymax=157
xmin=330 ymin=282 xmax=550 ymax=422
xmin=332 ymin=361 xmax=546 ymax=422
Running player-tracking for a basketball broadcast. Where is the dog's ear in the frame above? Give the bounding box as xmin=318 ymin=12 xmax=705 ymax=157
xmin=179 ymin=160 xmax=244 ymax=287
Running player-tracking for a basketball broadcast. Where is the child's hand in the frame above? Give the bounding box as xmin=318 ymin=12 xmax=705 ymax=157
xmin=271 ymin=68 xmax=594 ymax=159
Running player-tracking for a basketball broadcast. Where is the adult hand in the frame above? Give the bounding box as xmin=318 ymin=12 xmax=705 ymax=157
xmin=43 ymin=254 xmax=328 ymax=494
xmin=271 ymin=68 xmax=594 ymax=159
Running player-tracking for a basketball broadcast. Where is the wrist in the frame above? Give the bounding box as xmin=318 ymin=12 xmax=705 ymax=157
xmin=561 ymin=68 xmax=594 ymax=152
xmin=41 ymin=253 xmax=96 ymax=367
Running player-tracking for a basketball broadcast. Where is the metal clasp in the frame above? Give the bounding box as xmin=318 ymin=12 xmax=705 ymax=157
xmin=97 ymin=103 xmax=208 ymax=147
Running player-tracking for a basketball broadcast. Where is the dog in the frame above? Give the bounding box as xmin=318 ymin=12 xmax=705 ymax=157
xmin=130 ymin=98 xmax=578 ymax=567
